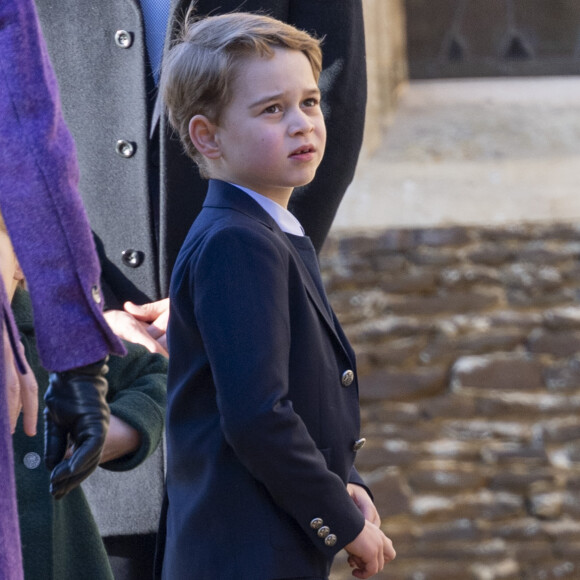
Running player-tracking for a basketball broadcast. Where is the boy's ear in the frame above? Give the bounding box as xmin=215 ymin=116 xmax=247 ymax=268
xmin=189 ymin=115 xmax=221 ymax=159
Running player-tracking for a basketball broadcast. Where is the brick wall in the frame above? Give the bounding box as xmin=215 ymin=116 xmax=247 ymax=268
xmin=322 ymin=223 xmax=580 ymax=580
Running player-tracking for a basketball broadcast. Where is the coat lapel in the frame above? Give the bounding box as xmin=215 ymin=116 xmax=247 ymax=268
xmin=203 ymin=181 xmax=354 ymax=362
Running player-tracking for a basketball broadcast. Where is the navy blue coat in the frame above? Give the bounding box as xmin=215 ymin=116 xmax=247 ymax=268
xmin=162 ymin=181 xmax=366 ymax=579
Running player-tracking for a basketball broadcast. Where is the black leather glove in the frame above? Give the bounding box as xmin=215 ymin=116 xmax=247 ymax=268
xmin=44 ymin=357 xmax=110 ymax=499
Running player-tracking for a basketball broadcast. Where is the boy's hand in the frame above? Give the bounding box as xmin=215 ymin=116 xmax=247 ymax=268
xmin=345 ymin=521 xmax=396 ymax=579
xmin=347 ymin=483 xmax=381 ymax=526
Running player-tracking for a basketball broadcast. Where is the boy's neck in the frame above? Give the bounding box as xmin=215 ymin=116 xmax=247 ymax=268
xmin=215 ymin=179 xmax=293 ymax=209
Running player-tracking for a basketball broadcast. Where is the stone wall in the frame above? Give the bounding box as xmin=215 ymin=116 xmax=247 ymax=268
xmin=322 ymin=223 xmax=580 ymax=580
xmin=361 ymin=0 xmax=408 ymax=156
xmin=405 ymin=0 xmax=580 ymax=79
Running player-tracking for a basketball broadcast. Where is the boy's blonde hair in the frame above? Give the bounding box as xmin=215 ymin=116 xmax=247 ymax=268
xmin=160 ymin=11 xmax=323 ymax=177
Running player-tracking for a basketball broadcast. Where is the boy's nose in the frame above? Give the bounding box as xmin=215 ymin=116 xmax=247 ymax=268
xmin=288 ymin=110 xmax=315 ymax=136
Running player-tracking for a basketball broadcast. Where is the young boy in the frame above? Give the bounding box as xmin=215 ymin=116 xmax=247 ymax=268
xmin=159 ymin=12 xmax=395 ymax=579
xmin=0 ymin=214 xmax=168 ymax=580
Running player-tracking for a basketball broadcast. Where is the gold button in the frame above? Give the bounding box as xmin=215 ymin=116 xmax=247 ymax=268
xmin=310 ymin=518 xmax=323 ymax=530
xmin=325 ymin=534 xmax=337 ymax=547
xmin=341 ymin=370 xmax=354 ymax=387
xmin=317 ymin=526 xmax=330 ymax=539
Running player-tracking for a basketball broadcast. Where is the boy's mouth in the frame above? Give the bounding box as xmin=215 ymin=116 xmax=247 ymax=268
xmin=289 ymin=145 xmax=315 ymax=158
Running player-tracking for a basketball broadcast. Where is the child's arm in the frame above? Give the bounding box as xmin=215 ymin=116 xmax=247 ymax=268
xmin=347 ymin=483 xmax=380 ymax=526
xmin=98 ymin=341 xmax=166 ymax=471
xmin=65 ymin=414 xmax=141 ymax=464
xmin=345 ymin=483 xmax=396 ymax=578
xmin=345 ymin=520 xmax=396 ymax=580
xmin=99 ymin=415 xmax=141 ymax=464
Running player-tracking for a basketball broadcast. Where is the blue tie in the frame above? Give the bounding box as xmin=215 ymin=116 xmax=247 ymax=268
xmin=140 ymin=0 xmax=171 ymax=83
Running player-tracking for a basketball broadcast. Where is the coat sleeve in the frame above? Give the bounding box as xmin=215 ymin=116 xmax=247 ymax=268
xmin=193 ymin=226 xmax=364 ymax=556
xmin=101 ymin=342 xmax=167 ymax=472
xmin=287 ymin=0 xmax=367 ymax=251
xmin=0 ymin=0 xmax=125 ymax=371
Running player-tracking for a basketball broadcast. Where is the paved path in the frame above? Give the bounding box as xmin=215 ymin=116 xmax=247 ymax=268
xmin=332 ymin=77 xmax=580 ymax=233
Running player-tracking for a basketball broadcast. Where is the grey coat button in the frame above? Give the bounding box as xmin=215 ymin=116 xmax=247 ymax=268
xmin=91 ymin=285 xmax=102 ymax=304
xmin=341 ymin=370 xmax=354 ymax=387
xmin=317 ymin=526 xmax=330 ymax=539
xmin=325 ymin=534 xmax=337 ymax=547
xmin=310 ymin=518 xmax=323 ymax=530
xmin=352 ymin=438 xmax=367 ymax=452
xmin=114 ymin=30 xmax=133 ymax=48
xmin=23 ymin=452 xmax=41 ymax=470
xmin=116 ymin=139 xmax=136 ymax=158
xmin=122 ymin=249 xmax=144 ymax=268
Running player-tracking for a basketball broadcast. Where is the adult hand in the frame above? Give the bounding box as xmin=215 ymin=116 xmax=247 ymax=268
xmin=345 ymin=520 xmax=396 ymax=579
xmin=104 ymin=298 xmax=169 ymax=357
xmin=124 ymin=298 xmax=169 ymax=350
xmin=44 ymin=358 xmax=110 ymax=499
xmin=347 ymin=483 xmax=381 ymax=526
xmin=4 ymin=329 xmax=38 ymax=436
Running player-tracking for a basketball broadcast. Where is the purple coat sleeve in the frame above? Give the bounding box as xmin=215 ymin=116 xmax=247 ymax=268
xmin=0 ymin=3 xmax=126 ymax=575
xmin=0 ymin=282 xmax=24 ymax=580
xmin=0 ymin=0 xmax=125 ymax=372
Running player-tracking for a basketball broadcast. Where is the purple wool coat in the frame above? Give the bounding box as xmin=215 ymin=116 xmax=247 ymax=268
xmin=0 ymin=0 xmax=125 ymax=577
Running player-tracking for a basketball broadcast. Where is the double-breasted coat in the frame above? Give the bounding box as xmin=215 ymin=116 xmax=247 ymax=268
xmin=161 ymin=181 xmax=368 ymax=579
xmin=33 ymin=0 xmax=367 ymax=306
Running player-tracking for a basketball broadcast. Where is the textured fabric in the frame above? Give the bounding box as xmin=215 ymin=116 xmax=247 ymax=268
xmin=139 ymin=0 xmax=171 ymax=83
xmin=12 ymin=288 xmax=167 ymax=580
xmin=0 ymin=281 xmax=22 ymax=580
xmin=285 ymin=233 xmax=333 ymax=318
xmin=0 ymin=1 xmax=124 ymax=578
xmin=0 ymin=0 xmax=125 ymax=371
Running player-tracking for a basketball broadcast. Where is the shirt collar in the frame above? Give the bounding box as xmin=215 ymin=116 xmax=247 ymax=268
xmin=230 ymin=183 xmax=305 ymax=237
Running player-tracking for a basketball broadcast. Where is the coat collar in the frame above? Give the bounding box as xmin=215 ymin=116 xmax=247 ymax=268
xmin=202 ymin=179 xmax=287 ymax=235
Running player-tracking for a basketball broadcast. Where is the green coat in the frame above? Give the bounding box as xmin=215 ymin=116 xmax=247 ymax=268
xmin=12 ymin=288 xmax=167 ymax=580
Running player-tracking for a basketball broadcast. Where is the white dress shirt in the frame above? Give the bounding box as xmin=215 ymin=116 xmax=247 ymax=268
xmin=231 ymin=183 xmax=305 ymax=237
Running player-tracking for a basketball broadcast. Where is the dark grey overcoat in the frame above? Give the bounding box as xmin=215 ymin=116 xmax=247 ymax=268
xmin=34 ymin=0 xmax=367 ymax=306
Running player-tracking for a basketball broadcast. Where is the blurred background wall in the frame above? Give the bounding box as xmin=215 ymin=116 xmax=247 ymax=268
xmin=327 ymin=2 xmax=580 ymax=579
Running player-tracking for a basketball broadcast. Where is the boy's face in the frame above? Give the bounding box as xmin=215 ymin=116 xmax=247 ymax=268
xmin=210 ymin=47 xmax=326 ymax=205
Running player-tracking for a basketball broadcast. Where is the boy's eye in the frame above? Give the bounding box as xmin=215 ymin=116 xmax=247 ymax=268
xmin=303 ymin=98 xmax=319 ymax=108
xmin=264 ymin=104 xmax=282 ymax=114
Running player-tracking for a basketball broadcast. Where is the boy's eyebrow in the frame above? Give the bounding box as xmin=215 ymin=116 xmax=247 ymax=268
xmin=249 ymin=93 xmax=284 ymax=109
xmin=248 ymin=87 xmax=321 ymax=109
